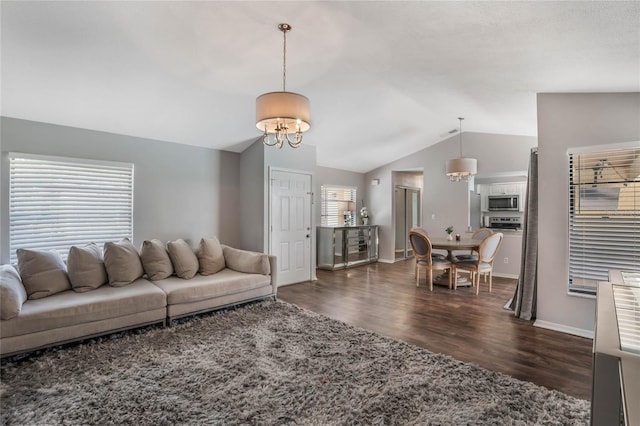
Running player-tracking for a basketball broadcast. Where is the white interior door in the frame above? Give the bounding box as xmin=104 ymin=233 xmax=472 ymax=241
xmin=270 ymin=169 xmax=312 ymax=286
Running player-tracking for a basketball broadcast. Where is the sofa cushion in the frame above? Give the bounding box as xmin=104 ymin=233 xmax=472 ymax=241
xmin=103 ymin=238 xmax=144 ymax=287
xmin=67 ymin=243 xmax=108 ymax=293
xmin=140 ymin=239 xmax=174 ymax=281
xmin=167 ymin=239 xmax=198 ymax=279
xmin=0 ymin=265 xmax=27 ymax=320
xmin=17 ymin=249 xmax=71 ymax=300
xmin=152 ymin=269 xmax=271 ymax=305
xmin=0 ymin=278 xmax=166 ymax=338
xmin=197 ymin=237 xmax=225 ymax=276
xmin=223 ymin=246 xmax=270 ymax=275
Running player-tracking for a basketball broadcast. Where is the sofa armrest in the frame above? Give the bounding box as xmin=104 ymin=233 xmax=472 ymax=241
xmin=268 ymin=255 xmax=278 ymax=295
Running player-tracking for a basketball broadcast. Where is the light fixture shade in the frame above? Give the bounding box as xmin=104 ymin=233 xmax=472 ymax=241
xmin=256 ymin=91 xmax=311 ymax=133
xmin=446 ymin=157 xmax=477 ymax=177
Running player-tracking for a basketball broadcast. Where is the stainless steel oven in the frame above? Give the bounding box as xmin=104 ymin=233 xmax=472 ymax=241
xmin=488 ymin=195 xmax=519 ymax=211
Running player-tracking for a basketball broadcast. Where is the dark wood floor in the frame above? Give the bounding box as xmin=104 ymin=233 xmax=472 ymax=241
xmin=278 ymin=259 xmax=593 ymax=400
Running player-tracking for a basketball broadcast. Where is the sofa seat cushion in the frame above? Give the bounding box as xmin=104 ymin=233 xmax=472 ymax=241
xmin=152 ymin=269 xmax=270 ymax=306
xmin=0 ymin=278 xmax=166 ymax=339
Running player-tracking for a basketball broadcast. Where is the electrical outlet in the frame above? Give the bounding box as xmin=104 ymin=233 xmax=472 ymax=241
xmin=504 ymin=257 xmax=508 ymax=264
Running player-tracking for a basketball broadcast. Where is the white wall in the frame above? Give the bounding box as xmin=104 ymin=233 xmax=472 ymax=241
xmin=0 ymin=117 xmax=241 ymax=262
xmin=365 ymin=132 xmax=536 ymax=262
xmin=536 ymin=92 xmax=640 ymax=336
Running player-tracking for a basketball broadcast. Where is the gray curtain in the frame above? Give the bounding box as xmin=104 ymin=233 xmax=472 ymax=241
xmin=508 ymin=148 xmax=538 ymax=320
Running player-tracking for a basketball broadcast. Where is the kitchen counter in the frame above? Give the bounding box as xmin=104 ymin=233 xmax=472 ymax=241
xmin=463 ymin=228 xmax=523 ymax=278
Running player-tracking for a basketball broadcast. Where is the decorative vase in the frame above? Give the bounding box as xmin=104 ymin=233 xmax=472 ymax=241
xmin=447 ymin=233 xmax=453 ymax=241
xmin=362 ymin=217 xmax=369 ymax=225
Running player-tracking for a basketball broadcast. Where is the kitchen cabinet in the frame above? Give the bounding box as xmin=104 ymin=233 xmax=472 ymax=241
xmin=517 ymin=183 xmax=527 ymax=212
xmin=479 ymin=184 xmax=489 ymax=212
xmin=317 ymin=225 xmax=378 ymax=270
xmin=488 ymin=183 xmax=519 ymax=195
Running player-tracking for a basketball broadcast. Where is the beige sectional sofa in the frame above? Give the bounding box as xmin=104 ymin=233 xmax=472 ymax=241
xmin=0 ymin=238 xmax=277 ymax=357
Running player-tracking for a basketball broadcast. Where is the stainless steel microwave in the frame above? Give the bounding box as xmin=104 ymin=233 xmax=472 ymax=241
xmin=488 ymin=195 xmax=519 ymax=211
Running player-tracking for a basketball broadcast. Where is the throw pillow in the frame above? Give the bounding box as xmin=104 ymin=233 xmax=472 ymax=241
xmin=140 ymin=239 xmax=174 ymax=281
xmin=166 ymin=239 xmax=199 ymax=279
xmin=222 ymin=246 xmax=270 ymax=275
xmin=17 ymin=248 xmax=71 ymax=300
xmin=103 ymin=238 xmax=144 ymax=287
xmin=0 ymin=264 xmax=27 ymax=320
xmin=197 ymin=237 xmax=225 ymax=276
xmin=67 ymin=243 xmax=108 ymax=292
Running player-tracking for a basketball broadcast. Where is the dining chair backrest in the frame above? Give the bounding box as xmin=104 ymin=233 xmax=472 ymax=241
xmin=409 ymin=231 xmax=433 ymax=262
xmin=472 ymin=228 xmax=493 ymax=241
xmin=410 ymin=227 xmax=430 ymax=238
xmin=478 ymin=232 xmax=504 ymax=264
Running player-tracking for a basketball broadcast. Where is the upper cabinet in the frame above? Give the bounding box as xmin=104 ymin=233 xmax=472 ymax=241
xmin=488 ymin=183 xmax=520 ymax=195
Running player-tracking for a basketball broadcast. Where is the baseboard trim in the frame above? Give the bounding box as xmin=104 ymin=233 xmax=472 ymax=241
xmin=377 ymin=258 xmax=395 ymax=264
xmin=493 ymin=272 xmax=519 ymax=279
xmin=533 ymin=320 xmax=594 ymax=339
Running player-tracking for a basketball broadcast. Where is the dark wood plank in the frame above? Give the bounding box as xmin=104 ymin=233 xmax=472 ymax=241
xmin=278 ymin=259 xmax=593 ymax=400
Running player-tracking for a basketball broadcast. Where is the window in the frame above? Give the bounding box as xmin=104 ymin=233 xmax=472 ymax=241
xmin=568 ymin=146 xmax=640 ymax=295
xmin=9 ymin=153 xmax=134 ymax=263
xmin=320 ymin=185 xmax=357 ymax=226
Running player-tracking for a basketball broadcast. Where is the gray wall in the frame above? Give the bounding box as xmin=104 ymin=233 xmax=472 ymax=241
xmin=0 ymin=117 xmax=241 ymax=262
xmin=536 ymin=92 xmax=640 ymax=336
xmin=239 ymin=140 xmax=265 ymax=253
xmin=365 ymin=132 xmax=536 ymax=263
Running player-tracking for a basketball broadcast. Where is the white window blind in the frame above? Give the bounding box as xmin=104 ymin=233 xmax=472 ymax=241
xmin=320 ymin=185 xmax=357 ymax=226
xmin=568 ymin=147 xmax=640 ymax=295
xmin=9 ymin=153 xmax=134 ymax=264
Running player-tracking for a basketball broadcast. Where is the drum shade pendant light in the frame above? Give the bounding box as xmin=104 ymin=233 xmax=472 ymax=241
xmin=446 ymin=117 xmax=477 ymax=182
xmin=256 ymin=23 xmax=310 ymax=149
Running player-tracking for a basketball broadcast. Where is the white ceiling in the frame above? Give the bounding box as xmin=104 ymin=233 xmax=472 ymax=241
xmin=2 ymin=1 xmax=639 ymax=173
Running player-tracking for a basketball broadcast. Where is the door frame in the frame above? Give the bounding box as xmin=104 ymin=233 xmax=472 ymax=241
xmin=268 ymin=166 xmax=315 ymax=284
xmin=394 ymin=185 xmax=422 ymax=260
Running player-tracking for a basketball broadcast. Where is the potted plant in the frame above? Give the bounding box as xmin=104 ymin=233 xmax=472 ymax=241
xmin=445 ymin=225 xmax=454 ymax=241
xmin=360 ymin=206 xmax=369 ymax=225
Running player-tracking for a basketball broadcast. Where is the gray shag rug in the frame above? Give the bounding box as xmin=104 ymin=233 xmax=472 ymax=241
xmin=1 ymin=301 xmax=589 ymax=425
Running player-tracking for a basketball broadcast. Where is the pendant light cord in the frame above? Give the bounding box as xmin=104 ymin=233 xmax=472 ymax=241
xmin=282 ymin=26 xmax=287 ymax=92
xmin=458 ymin=117 xmax=464 ymax=157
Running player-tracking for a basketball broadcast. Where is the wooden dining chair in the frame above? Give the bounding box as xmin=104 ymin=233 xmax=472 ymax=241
xmin=409 ymin=230 xmax=453 ymax=290
xmin=409 ymin=227 xmax=446 ymax=259
xmin=455 ymin=228 xmax=494 ymax=262
xmin=453 ymin=232 xmax=504 ymax=294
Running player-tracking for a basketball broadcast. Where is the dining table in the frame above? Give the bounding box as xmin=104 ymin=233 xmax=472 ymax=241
xmin=429 ymin=237 xmax=481 ymax=287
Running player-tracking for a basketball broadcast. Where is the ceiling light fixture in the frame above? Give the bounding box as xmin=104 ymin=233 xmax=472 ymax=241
xmin=256 ymin=23 xmax=310 ymax=149
xmin=446 ymin=117 xmax=477 ymax=182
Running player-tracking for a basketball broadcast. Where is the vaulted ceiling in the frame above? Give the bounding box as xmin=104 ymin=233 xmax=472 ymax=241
xmin=2 ymin=1 xmax=639 ymax=173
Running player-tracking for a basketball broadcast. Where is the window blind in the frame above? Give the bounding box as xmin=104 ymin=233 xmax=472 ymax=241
xmin=320 ymin=185 xmax=357 ymax=226
xmin=568 ymin=147 xmax=640 ymax=294
xmin=9 ymin=153 xmax=134 ymax=263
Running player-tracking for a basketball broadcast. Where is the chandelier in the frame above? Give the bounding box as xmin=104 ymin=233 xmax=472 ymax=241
xmin=445 ymin=117 xmax=477 ymax=182
xmin=256 ymin=23 xmax=311 ymax=149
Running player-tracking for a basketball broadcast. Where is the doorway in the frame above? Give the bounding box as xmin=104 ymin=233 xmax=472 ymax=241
xmin=395 ymin=186 xmax=421 ymax=260
xmin=269 ymin=169 xmax=313 ymax=286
